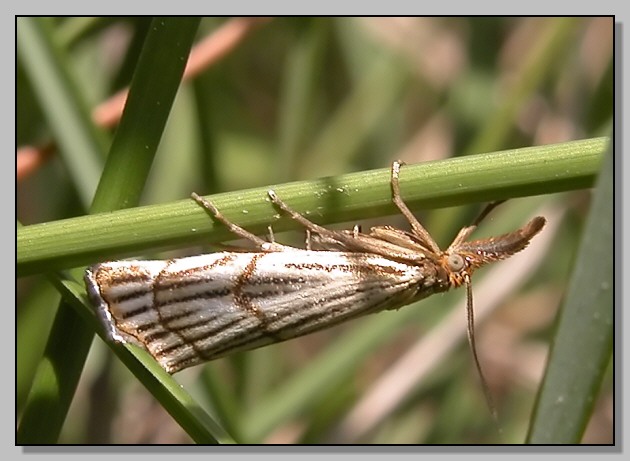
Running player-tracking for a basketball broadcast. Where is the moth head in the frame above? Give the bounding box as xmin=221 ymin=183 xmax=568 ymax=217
xmin=442 ymin=216 xmax=546 ymax=288
xmin=441 ymin=251 xmax=473 ymax=287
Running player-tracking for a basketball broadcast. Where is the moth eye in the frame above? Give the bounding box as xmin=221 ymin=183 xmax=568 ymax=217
xmin=447 ymin=254 xmax=466 ymax=272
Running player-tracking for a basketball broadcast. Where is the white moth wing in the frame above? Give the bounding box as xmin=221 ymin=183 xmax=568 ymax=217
xmin=86 ymin=251 xmax=436 ymax=373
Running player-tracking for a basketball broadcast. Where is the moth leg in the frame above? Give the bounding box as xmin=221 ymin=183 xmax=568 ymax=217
xmin=267 ymin=225 xmax=276 ymax=243
xmin=267 ymin=190 xmax=361 ymax=249
xmin=191 ymin=193 xmax=288 ymax=252
xmin=268 ymin=189 xmax=438 ymax=261
xmin=473 ymin=201 xmax=505 ymax=227
xmin=305 ymin=229 xmax=312 ymax=250
xmin=267 ymin=190 xmax=332 ymax=234
xmin=448 ymin=200 xmax=506 ymax=248
xmin=390 ymin=161 xmax=441 ymax=254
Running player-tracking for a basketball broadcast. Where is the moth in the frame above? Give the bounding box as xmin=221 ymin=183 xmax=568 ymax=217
xmin=85 ymin=161 xmax=545 ymax=389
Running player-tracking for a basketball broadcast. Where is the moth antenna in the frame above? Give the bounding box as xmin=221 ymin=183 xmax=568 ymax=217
xmin=465 ymin=278 xmax=499 ymax=422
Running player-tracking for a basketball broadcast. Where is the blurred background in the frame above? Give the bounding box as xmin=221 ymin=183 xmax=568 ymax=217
xmin=17 ymin=17 xmax=613 ymax=444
